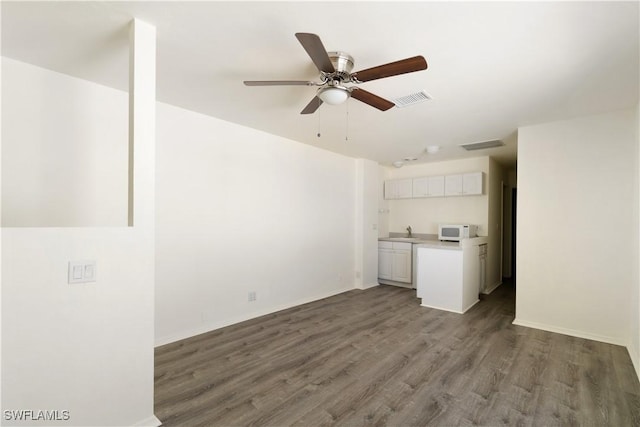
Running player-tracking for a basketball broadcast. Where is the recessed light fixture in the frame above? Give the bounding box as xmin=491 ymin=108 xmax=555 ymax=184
xmin=392 ymin=161 xmax=404 ymax=168
xmin=426 ymin=145 xmax=440 ymax=154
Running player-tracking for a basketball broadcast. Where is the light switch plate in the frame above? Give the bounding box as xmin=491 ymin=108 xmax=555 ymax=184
xmin=68 ymin=260 xmax=97 ymax=284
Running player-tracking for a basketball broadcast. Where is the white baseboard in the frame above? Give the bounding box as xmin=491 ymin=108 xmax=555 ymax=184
xmin=419 ymin=299 xmax=479 ymax=314
xmin=627 ymin=344 xmax=640 ymax=380
xmin=377 ymin=279 xmax=412 ymax=288
xmin=155 ymin=286 xmax=351 ymax=347
xmin=133 ymin=415 xmax=162 ymax=427
xmin=481 ymin=281 xmax=502 ymax=295
xmin=512 ymin=318 xmax=626 ymax=347
xmin=420 ymin=302 xmax=463 ymax=314
xmin=355 ymin=282 xmax=379 ymax=290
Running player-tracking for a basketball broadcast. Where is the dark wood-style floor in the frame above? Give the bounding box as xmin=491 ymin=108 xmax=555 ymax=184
xmin=155 ymin=283 xmax=640 ymax=426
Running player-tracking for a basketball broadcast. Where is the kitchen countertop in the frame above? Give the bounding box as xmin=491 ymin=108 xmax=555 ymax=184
xmin=379 ymin=235 xmax=488 ymax=250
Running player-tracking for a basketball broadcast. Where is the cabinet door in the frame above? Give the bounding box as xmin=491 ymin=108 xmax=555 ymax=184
xmin=462 ymin=172 xmax=483 ymax=195
xmin=412 ymin=177 xmax=429 ymax=198
xmin=378 ymin=248 xmax=393 ymax=279
xmin=444 ymin=174 xmax=463 ymax=196
xmin=384 ymin=179 xmax=413 ymax=199
xmin=391 ymin=250 xmax=412 ymax=283
xmin=384 ymin=180 xmax=396 ymax=200
xmin=428 ymin=175 xmax=445 ymax=197
xmin=396 ymin=179 xmax=413 ymax=199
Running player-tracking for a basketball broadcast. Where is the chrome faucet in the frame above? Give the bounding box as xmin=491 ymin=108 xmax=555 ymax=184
xmin=406 ymin=225 xmax=412 ymax=237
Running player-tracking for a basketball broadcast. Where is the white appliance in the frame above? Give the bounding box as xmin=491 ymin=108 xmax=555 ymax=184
xmin=438 ymin=224 xmax=477 ymax=241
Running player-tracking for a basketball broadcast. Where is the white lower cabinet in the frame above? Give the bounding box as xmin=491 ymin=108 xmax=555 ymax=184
xmin=391 ymin=249 xmax=412 ymax=283
xmin=378 ymin=241 xmax=412 ymax=284
xmin=378 ymin=246 xmax=393 ymax=280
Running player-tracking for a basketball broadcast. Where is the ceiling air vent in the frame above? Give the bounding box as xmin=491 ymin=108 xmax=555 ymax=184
xmin=393 ymin=90 xmax=432 ymax=108
xmin=459 ymin=139 xmax=504 ymax=151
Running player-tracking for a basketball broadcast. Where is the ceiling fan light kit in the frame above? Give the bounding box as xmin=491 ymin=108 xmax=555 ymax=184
xmin=244 ymin=32 xmax=428 ymax=115
xmin=317 ymin=85 xmax=349 ymax=105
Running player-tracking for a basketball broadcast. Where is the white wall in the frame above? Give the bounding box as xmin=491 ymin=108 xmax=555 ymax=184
xmin=516 ymin=108 xmax=638 ymax=346
xmin=378 ymin=165 xmax=390 ymax=238
xmin=1 ymin=58 xmax=128 ymax=227
xmin=383 ymin=157 xmax=490 ymax=236
xmin=1 ymin=8 xmax=4 ymax=414
xmin=355 ymin=159 xmax=380 ymax=289
xmin=631 ymin=103 xmax=640 ymax=376
xmin=1 ymin=33 xmax=156 ymax=427
xmin=154 ymin=102 xmax=357 ymax=345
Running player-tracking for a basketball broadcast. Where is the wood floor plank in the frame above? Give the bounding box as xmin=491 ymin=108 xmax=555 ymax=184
xmin=155 ymin=283 xmax=640 ymax=426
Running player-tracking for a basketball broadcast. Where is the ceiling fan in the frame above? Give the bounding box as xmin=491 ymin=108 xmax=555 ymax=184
xmin=244 ymin=33 xmax=428 ymax=114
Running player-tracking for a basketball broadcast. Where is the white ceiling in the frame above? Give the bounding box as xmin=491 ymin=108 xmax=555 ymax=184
xmin=2 ymin=1 xmax=639 ymax=168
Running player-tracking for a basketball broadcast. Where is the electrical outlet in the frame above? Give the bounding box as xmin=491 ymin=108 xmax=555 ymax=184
xmin=68 ymin=260 xmax=97 ymax=284
xmin=248 ymin=291 xmax=256 ymax=302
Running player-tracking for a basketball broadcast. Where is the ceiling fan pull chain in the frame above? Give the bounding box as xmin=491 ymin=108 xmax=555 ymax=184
xmin=345 ymin=100 xmax=349 ymax=142
xmin=317 ymin=107 xmax=321 ymax=138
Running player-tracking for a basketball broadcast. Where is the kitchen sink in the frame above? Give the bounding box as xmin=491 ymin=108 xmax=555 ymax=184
xmin=388 ymin=237 xmax=423 ymax=242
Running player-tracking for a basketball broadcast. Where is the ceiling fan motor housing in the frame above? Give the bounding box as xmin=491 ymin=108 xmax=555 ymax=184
xmin=326 ymin=51 xmax=354 ymax=82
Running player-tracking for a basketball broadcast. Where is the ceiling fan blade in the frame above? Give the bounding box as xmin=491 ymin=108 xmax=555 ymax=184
xmin=352 ymin=56 xmax=427 ymax=83
xmin=300 ymin=96 xmax=323 ymax=114
xmin=295 ymin=33 xmax=335 ymax=74
xmin=350 ymin=88 xmax=395 ymax=111
xmin=244 ymin=80 xmax=315 ymax=86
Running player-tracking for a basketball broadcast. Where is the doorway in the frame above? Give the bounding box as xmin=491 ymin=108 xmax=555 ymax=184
xmin=511 ymin=188 xmax=517 ymax=287
xmin=501 ymin=182 xmax=517 ymax=288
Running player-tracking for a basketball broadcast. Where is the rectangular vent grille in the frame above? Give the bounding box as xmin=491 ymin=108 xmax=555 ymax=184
xmin=393 ymin=90 xmax=432 ymax=108
xmin=459 ymin=139 xmax=504 ymax=151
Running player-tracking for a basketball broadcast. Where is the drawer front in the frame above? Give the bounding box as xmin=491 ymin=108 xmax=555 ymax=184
xmin=378 ymin=241 xmax=393 ymax=249
xmin=392 ymin=242 xmax=412 ymax=251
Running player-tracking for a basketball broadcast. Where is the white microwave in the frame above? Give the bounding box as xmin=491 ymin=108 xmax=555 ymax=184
xmin=439 ymin=224 xmax=477 ymax=241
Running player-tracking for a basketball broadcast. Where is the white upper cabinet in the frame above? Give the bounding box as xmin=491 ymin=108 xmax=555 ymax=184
xmin=412 ymin=177 xmax=429 ymax=198
xmin=384 ymin=179 xmax=413 ymax=200
xmin=462 ymin=172 xmax=483 ymax=195
xmin=428 ymin=175 xmax=445 ymax=197
xmin=387 ymin=172 xmax=483 ymax=199
xmin=444 ymin=172 xmax=484 ymax=196
xmin=413 ymin=176 xmax=445 ymax=198
xmin=444 ymin=174 xmax=463 ymax=196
